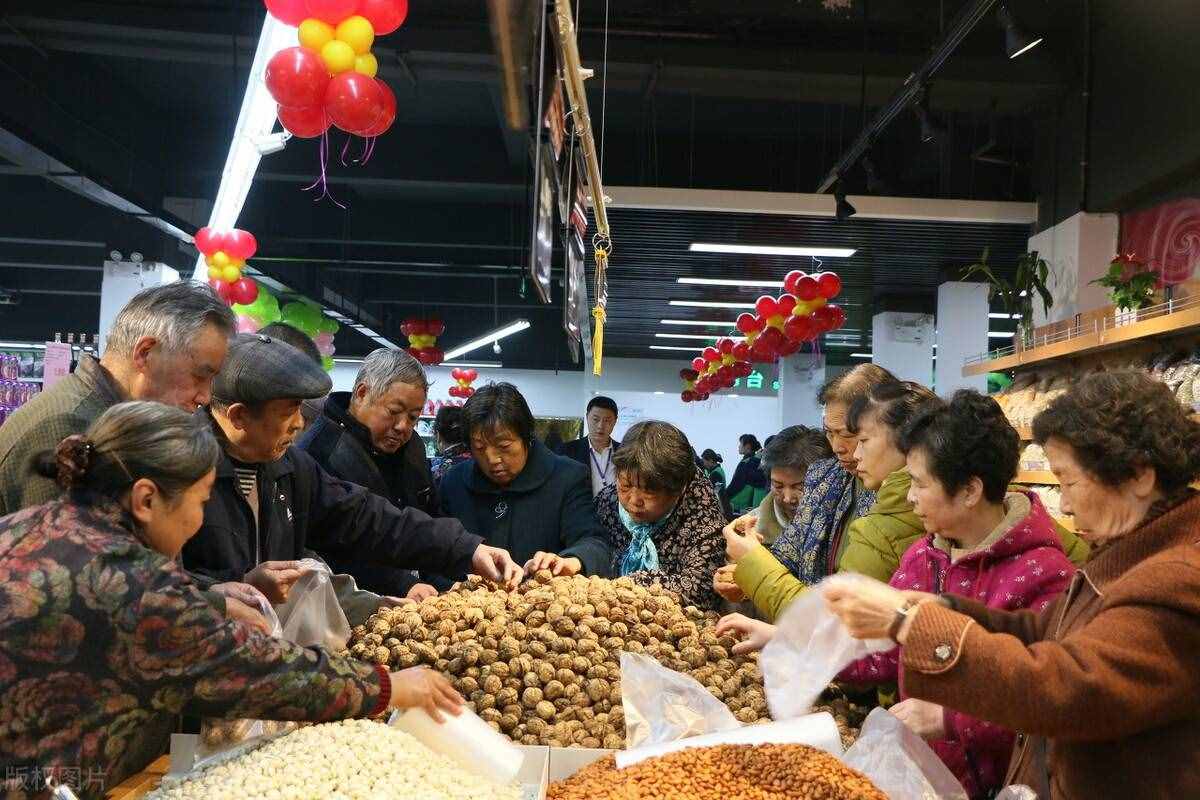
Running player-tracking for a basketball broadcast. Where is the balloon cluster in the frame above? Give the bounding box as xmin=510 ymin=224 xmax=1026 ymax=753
xmin=448 ymin=367 xmax=478 ymax=399
xmin=264 ymin=0 xmax=407 ymax=139
xmin=197 ymin=227 xmax=260 ymax=306
xmin=735 ymin=271 xmax=846 ymax=364
xmin=681 ymin=338 xmax=754 ymax=402
xmin=401 ymin=318 xmax=445 ymax=366
xmin=231 ymin=294 xmax=340 ymax=371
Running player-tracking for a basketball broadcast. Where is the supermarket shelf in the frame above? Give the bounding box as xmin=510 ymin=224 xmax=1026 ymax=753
xmin=1016 ymin=426 xmax=1032 ymax=441
xmin=105 ymin=755 xmax=168 ymax=799
xmin=964 ymin=296 xmax=1200 ymax=377
xmin=1016 ymin=470 xmax=1058 ymax=485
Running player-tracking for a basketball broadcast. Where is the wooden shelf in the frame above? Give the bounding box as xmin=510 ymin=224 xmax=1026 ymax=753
xmin=106 ymin=755 xmax=168 ymax=799
xmin=1016 ymin=426 xmax=1032 ymax=441
xmin=964 ymin=304 xmax=1200 ymax=377
xmin=1016 ymin=470 xmax=1058 ymax=485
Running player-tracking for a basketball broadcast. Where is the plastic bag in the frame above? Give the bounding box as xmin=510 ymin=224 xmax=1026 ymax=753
xmin=620 ymin=652 xmax=740 ymax=749
xmin=275 ymin=558 xmax=352 ymax=652
xmin=842 ymin=709 xmax=968 ymax=800
xmin=759 ymin=574 xmax=893 ymax=720
xmin=995 ymin=787 xmax=1038 ymax=800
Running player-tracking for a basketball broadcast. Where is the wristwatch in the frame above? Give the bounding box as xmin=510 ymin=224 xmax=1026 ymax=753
xmin=886 ymin=599 xmax=922 ymax=644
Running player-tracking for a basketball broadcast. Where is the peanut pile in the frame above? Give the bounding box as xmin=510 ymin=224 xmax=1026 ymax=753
xmin=347 ymin=573 xmax=769 ymax=748
xmin=548 ymin=744 xmax=886 ymax=800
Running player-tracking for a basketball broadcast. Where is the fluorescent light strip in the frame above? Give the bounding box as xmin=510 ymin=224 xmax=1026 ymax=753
xmin=677 ymin=278 xmax=784 ymax=288
xmin=823 ymin=342 xmax=865 ymax=348
xmin=660 ymin=319 xmax=738 ymax=327
xmin=649 ymin=345 xmax=704 ymax=352
xmin=988 ymin=313 xmax=1020 ymax=320
xmin=690 ymin=243 xmax=857 ymax=258
xmin=653 ymin=391 xmax=665 ymax=395
xmin=441 ymin=361 xmax=502 ymax=368
xmin=988 ymin=331 xmax=1016 ymax=338
xmin=655 ymin=333 xmax=746 ymax=341
xmin=850 ymin=353 xmax=873 ymax=359
xmin=1010 ymin=37 xmax=1044 ymax=59
xmin=442 ymin=320 xmax=531 ymax=361
xmin=669 ymin=300 xmax=757 ymax=309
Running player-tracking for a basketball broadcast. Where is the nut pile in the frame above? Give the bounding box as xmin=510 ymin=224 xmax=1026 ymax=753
xmin=347 ymin=573 xmax=768 ymax=747
xmin=547 ymin=744 xmax=886 ymax=800
xmin=148 ymin=720 xmax=522 ymax=800
xmin=814 ymin=692 xmax=871 ymax=751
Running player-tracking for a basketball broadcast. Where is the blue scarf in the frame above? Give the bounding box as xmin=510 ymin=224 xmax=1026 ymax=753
xmin=617 ymin=501 xmax=676 ymax=575
xmin=768 ymin=457 xmax=876 ymax=586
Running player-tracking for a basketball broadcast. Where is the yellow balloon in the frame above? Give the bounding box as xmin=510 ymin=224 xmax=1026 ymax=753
xmin=336 ymin=15 xmax=375 ymax=55
xmin=746 ymin=330 xmax=760 ymax=345
xmin=221 ymin=265 xmax=242 ymax=283
xmin=354 ymin=52 xmax=378 ymax=78
xmin=229 ymin=257 xmax=246 ymax=270
xmin=298 ymin=18 xmax=334 ymax=52
xmin=207 ymin=266 xmax=222 ymax=281
xmin=721 ymin=354 xmax=735 ymax=366
xmin=321 ymin=40 xmax=356 ymax=75
xmin=793 ymin=300 xmax=813 ymax=317
xmin=809 ymin=296 xmax=828 ymax=310
xmin=212 ymin=251 xmax=230 ymax=269
xmin=767 ymin=315 xmax=786 ymax=330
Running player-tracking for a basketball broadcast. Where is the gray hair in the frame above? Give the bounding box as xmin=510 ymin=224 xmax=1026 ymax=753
xmin=760 ymin=425 xmax=833 ymax=477
xmin=105 ymin=281 xmax=236 ymax=357
xmin=353 ymin=348 xmax=430 ymax=399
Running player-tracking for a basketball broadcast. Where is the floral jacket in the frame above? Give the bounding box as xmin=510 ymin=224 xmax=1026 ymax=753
xmin=0 ymin=494 xmax=388 ymax=800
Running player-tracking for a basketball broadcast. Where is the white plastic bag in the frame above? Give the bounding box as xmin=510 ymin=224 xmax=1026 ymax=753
xmin=995 ymin=786 xmax=1038 ymax=800
xmin=275 ymin=558 xmax=352 ymax=652
xmin=759 ymin=574 xmax=892 ymax=720
xmin=620 ymin=652 xmax=740 ymax=749
xmin=842 ymin=709 xmax=968 ymax=800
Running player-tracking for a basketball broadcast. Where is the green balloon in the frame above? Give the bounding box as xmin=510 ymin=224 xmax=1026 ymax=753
xmin=321 ymin=355 xmax=334 ymax=372
xmin=318 ymin=316 xmax=339 ymax=335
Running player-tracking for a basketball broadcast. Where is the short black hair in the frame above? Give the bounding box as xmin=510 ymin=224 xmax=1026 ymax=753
xmin=433 ymin=405 xmax=465 ymax=447
xmin=259 ymin=322 xmax=323 ymax=365
xmin=700 ymin=448 xmax=722 ymax=464
xmin=760 ymin=426 xmax=833 ymax=477
xmin=740 ymin=434 xmax=762 ymax=452
xmin=587 ymin=395 xmax=619 ymax=416
xmin=899 ymin=389 xmax=1017 ymax=503
xmin=462 ymin=382 xmax=535 ymax=444
xmin=847 ymin=380 xmax=940 ymax=440
xmin=613 ymin=420 xmax=695 ymax=494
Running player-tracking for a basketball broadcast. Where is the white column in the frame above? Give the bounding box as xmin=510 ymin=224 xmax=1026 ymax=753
xmin=935 ymin=282 xmax=989 ymax=396
xmin=777 ymin=352 xmax=826 ymax=429
xmin=1027 ymin=211 xmax=1120 ymax=325
xmin=98 ymin=260 xmax=180 ymax=356
xmin=871 ymin=311 xmax=935 ymax=385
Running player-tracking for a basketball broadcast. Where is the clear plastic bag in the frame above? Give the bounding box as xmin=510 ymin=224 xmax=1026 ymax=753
xmin=842 ymin=709 xmax=969 ymax=800
xmin=759 ymin=574 xmax=893 ymax=720
xmin=995 ymin=786 xmax=1038 ymax=800
xmin=275 ymin=558 xmax=352 ymax=653
xmin=620 ymin=652 xmax=740 ymax=749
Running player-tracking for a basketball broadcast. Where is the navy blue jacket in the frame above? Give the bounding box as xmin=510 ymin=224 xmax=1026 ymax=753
xmin=439 ymin=440 xmax=612 ymax=576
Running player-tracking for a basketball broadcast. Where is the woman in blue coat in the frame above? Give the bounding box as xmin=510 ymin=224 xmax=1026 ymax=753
xmin=440 ymin=382 xmax=613 ymax=577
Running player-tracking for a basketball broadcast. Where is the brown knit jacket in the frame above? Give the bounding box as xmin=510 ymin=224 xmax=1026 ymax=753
xmin=898 ymin=492 xmax=1200 ymax=800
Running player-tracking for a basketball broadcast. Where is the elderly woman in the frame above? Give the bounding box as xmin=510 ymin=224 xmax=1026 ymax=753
xmin=440 ymin=382 xmax=612 ymax=577
xmin=751 ymin=426 xmax=833 ymax=546
xmin=826 ymin=371 xmax=1200 ymax=799
xmin=0 ymin=402 xmax=461 ymax=799
xmin=594 ymin=421 xmax=728 ymax=610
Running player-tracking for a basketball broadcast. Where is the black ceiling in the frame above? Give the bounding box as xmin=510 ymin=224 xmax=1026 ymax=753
xmin=0 ymin=0 xmax=1062 ymax=366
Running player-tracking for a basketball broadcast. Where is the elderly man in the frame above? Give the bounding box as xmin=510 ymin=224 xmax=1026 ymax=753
xmin=183 ymin=333 xmax=522 ymax=625
xmin=0 ymin=280 xmax=234 ymax=515
xmin=299 ymin=348 xmax=442 ymax=599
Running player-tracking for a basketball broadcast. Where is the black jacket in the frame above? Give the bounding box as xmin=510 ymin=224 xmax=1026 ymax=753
xmin=725 ymin=454 xmax=767 ymax=501
xmin=557 ymin=436 xmax=621 ymax=470
xmin=296 ymin=392 xmax=439 ymax=594
xmin=439 ymin=440 xmax=612 ymax=575
xmin=182 ymin=414 xmax=483 ymax=591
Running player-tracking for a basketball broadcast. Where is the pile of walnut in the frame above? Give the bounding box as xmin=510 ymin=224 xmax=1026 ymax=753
xmin=547 ymin=744 xmax=886 ymax=800
xmin=347 ymin=572 xmax=769 ymax=748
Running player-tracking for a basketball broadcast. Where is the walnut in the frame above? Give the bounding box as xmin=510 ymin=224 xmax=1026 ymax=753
xmin=364 ymin=633 xmax=383 ymax=647
xmin=497 ymin=687 xmax=519 ymax=707
xmin=586 ymin=664 xmax=609 ymax=680
xmin=499 ymin=714 xmax=519 ymax=733
xmin=556 ymin=668 xmax=576 ymax=686
xmin=586 ymin=679 xmax=610 ymax=703
xmin=603 ymin=734 xmax=624 ymax=749
xmin=420 ymin=606 xmax=440 ymax=624
xmin=534 ymin=569 xmax=554 ymax=584
xmin=544 ymin=680 xmax=565 ymax=701
xmin=735 ymin=707 xmax=759 ymax=724
xmin=707 ymin=645 xmax=728 ymax=662
xmin=536 ymin=662 xmax=555 ymax=684
xmin=528 ymin=641 xmax=549 ymax=659
xmin=536 ymin=701 xmax=556 ymax=720
xmin=522 ymin=687 xmax=544 ymax=708
xmin=479 ymin=707 xmax=502 ymax=724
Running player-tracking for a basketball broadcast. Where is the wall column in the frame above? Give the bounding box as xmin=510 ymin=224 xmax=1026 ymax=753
xmin=935 ymin=281 xmax=989 ymax=395
xmin=871 ymin=311 xmax=934 ymax=384
xmin=98 ymin=259 xmax=180 ymax=355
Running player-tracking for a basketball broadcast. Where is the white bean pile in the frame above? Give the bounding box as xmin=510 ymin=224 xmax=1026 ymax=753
xmin=147 ymin=719 xmax=524 ymax=800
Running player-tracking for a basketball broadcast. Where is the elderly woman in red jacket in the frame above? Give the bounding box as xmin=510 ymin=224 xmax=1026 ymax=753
xmin=827 ymin=371 xmax=1200 ymax=800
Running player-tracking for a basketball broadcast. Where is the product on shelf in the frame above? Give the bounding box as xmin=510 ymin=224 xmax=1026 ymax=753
xmin=147 ymin=719 xmax=522 ymax=800
xmin=547 ymin=743 xmax=886 ymax=800
xmin=1019 ymin=443 xmax=1048 ymax=472
xmin=347 ymin=573 xmax=771 ymax=748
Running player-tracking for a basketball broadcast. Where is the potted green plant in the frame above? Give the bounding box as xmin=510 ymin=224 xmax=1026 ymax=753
xmin=1090 ymin=254 xmax=1158 ymax=326
xmin=962 ymin=249 xmax=1054 ymax=350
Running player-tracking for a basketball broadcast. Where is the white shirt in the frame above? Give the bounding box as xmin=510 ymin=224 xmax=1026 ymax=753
xmin=588 ymin=442 xmax=615 ymax=496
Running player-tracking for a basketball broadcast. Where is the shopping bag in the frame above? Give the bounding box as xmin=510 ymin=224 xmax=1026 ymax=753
xmin=619 ymin=652 xmax=740 ymax=749
xmin=759 ymin=574 xmax=892 ymax=720
xmin=842 ymin=709 xmax=969 ymax=800
xmin=275 ymin=558 xmax=352 ymax=652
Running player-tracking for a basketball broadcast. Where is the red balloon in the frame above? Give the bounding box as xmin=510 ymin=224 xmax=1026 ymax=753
xmin=691 ymin=357 xmax=706 ymax=372
xmin=448 ymin=386 xmax=460 ymax=398
xmin=425 ymin=319 xmax=446 ymax=337
xmin=265 ymin=47 xmax=330 ymax=109
xmin=450 ymin=368 xmax=464 ymax=381
xmin=813 ymin=304 xmax=847 ymax=332
xmin=817 ymin=272 xmax=843 ymax=300
xmin=755 ymin=295 xmax=779 ymax=319
xmin=702 ymin=346 xmax=720 ymax=362
xmin=464 ymin=386 xmax=475 ymax=397
xmin=777 ymin=294 xmax=798 ymax=316
xmin=717 ymin=365 xmax=734 ymax=383
xmin=305 ymin=0 xmax=360 ymax=25
xmin=401 ymin=318 xmax=428 ymax=336
xmin=750 ymin=340 xmax=775 ymax=363
xmin=681 ymin=390 xmax=695 ymax=403
xmin=265 ymin=0 xmax=308 ymax=25
xmin=463 ymin=368 xmax=478 ymax=382
xmin=779 ymin=339 xmax=802 ymax=357
xmin=784 ymin=314 xmax=818 ymax=343
xmin=794 ymin=275 xmax=820 ymax=302
xmin=360 ymin=79 xmax=397 ymax=137
xmin=759 ymin=327 xmax=785 ymax=354
xmin=731 ymin=342 xmax=751 ymax=361
xmin=734 ymin=361 xmax=753 ymax=378
xmin=208 ymin=278 xmax=234 ymax=303
xmin=717 ymin=338 xmax=734 ymax=355
xmin=429 ymin=348 xmax=444 ymax=364
xmin=277 ymin=104 xmax=329 ymax=138
xmin=783 ymin=270 xmax=806 ymax=296
xmin=358 ymin=0 xmax=408 ymax=34
xmin=224 ymin=230 xmax=258 ymax=261
xmin=229 ymin=278 xmax=259 ymax=306
xmin=194 ymin=226 xmax=223 ymax=256
xmin=325 ymin=72 xmax=387 ymax=135
xmin=735 ymin=312 xmax=762 ymax=334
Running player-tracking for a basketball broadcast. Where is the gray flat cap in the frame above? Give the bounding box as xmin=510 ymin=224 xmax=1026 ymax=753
xmin=212 ymin=333 xmax=332 ymax=405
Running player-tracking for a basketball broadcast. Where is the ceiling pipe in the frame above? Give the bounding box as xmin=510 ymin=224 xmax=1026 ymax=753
xmin=815 ymin=0 xmax=1001 ymax=194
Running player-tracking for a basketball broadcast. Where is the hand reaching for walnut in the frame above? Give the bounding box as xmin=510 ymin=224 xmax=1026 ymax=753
xmin=524 ymin=552 xmax=583 ymax=578
xmin=388 ymin=666 xmax=464 ymax=722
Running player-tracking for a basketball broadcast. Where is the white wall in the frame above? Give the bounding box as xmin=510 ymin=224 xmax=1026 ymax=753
xmin=1028 ymin=212 xmax=1119 ymax=325
xmin=871 ymin=311 xmax=935 ymax=384
xmin=935 ymin=282 xmax=989 ymax=396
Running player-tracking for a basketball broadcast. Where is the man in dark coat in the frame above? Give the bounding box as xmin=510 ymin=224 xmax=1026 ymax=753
xmin=298 ymin=348 xmax=441 ymax=598
xmin=441 ymin=382 xmax=612 ymax=577
xmin=182 ymin=334 xmax=522 ymax=625
xmin=557 ymin=395 xmax=621 ymax=497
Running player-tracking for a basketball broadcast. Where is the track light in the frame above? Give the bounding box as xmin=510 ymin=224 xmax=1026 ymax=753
xmin=996 ymin=3 xmax=1043 ymax=60
xmin=914 ymin=88 xmax=948 ymax=145
xmin=833 ymin=180 xmax=856 ymax=222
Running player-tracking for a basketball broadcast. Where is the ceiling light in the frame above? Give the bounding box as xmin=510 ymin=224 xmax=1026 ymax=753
xmin=653 ymin=391 xmax=665 ymax=395
xmin=988 ymin=331 xmax=1015 ymax=338
xmin=677 ymin=278 xmax=785 ymax=288
xmin=727 ymin=394 xmax=740 ymax=398
xmin=660 ymin=319 xmax=738 ymax=327
xmin=988 ymin=312 xmax=1020 ymax=319
xmin=996 ymin=3 xmax=1044 ymax=59
xmin=850 ymin=353 xmax=873 ymax=359
xmin=669 ymin=300 xmax=758 ymax=309
xmin=914 ymin=88 xmax=948 ymax=144
xmin=442 ymin=319 xmax=531 ymax=361
xmin=441 ymin=361 xmax=502 ymax=368
xmin=251 ymin=131 xmax=292 ymax=155
xmin=823 ymin=342 xmax=865 ymax=348
xmin=649 ymin=345 xmax=704 ymax=352
xmin=655 ymin=333 xmax=746 ymax=341
xmin=834 ymin=180 xmax=856 ymax=222
xmin=688 ymin=244 xmax=857 ymax=258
